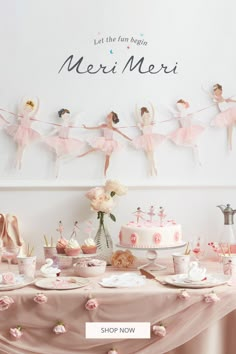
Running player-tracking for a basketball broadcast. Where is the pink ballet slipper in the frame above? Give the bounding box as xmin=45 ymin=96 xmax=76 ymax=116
xmin=5 ymin=215 xmax=24 ymax=263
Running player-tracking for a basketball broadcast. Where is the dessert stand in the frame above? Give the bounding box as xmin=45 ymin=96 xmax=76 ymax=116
xmin=116 ymin=242 xmax=187 ymax=271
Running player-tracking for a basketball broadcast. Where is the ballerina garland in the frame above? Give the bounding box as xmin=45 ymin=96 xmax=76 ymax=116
xmin=5 ymin=97 xmax=41 ymax=169
xmin=44 ymin=108 xmax=84 ymax=177
xmin=78 ymin=111 xmax=131 ymax=176
xmin=210 ymin=84 xmax=236 ymax=150
xmin=168 ymin=99 xmax=205 ymax=164
xmin=131 ymin=104 xmax=165 ymax=176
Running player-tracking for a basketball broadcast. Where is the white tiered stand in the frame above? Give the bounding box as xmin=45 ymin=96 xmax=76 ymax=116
xmin=116 ymin=242 xmax=187 ymax=271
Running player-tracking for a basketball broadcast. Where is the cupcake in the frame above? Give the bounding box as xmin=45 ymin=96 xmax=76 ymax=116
xmin=81 ymin=238 xmax=97 ymax=254
xmin=65 ymin=239 xmax=81 ymax=256
xmin=56 ymin=238 xmax=68 ymax=254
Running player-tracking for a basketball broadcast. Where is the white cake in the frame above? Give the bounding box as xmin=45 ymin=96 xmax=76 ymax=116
xmin=119 ymin=220 xmax=182 ymax=248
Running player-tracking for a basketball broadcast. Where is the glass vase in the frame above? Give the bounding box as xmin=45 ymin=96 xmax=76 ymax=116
xmin=94 ymin=212 xmax=113 ymax=265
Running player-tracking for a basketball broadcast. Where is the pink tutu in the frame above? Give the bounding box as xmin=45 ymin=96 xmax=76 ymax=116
xmin=44 ymin=136 xmax=84 ymax=156
xmin=6 ymin=124 xmax=40 ymax=145
xmin=212 ymin=106 xmax=236 ymax=127
xmin=132 ymin=133 xmax=165 ymax=152
xmin=168 ymin=125 xmax=204 ymax=146
xmin=87 ymin=136 xmax=121 ymax=155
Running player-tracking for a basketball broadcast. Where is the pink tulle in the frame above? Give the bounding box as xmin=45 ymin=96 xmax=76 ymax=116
xmin=132 ymin=126 xmax=165 ymax=152
xmin=44 ymin=136 xmax=84 ymax=156
xmin=5 ymin=113 xmax=40 ymax=145
xmin=212 ymin=106 xmax=236 ymax=127
xmin=87 ymin=127 xmax=122 ymax=155
xmin=168 ymin=125 xmax=204 ymax=146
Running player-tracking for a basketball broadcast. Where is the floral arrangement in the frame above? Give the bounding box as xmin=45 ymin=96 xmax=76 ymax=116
xmin=86 ymin=180 xmax=127 ymax=224
xmin=111 ymin=250 xmax=136 ymax=268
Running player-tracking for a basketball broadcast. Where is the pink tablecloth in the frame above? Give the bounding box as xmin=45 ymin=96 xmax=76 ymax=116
xmin=0 ymin=260 xmax=236 ymax=354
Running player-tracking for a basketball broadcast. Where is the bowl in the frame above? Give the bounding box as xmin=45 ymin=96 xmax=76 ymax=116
xmin=73 ymin=259 xmax=106 ymax=277
xmin=56 ymin=255 xmax=73 ymax=269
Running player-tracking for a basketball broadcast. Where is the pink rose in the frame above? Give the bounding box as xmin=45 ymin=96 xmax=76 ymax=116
xmin=86 ymin=187 xmax=105 ymax=200
xmin=90 ymin=194 xmax=114 ymax=213
xmin=9 ymin=326 xmax=23 ymax=339
xmin=152 ymin=324 xmax=166 ymax=337
xmin=85 ymin=298 xmax=99 ymax=311
xmin=178 ymin=289 xmax=190 ymax=300
xmin=0 ymin=296 xmax=14 ymax=311
xmin=33 ymin=293 xmax=48 ymax=304
xmin=204 ymin=291 xmax=220 ymax=303
xmin=53 ymin=323 xmax=66 ymax=334
xmin=108 ymin=349 xmax=118 ymax=354
xmin=2 ymin=272 xmax=15 ymax=284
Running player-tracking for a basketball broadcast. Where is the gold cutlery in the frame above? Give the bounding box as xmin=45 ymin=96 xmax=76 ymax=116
xmin=139 ymin=268 xmax=167 ymax=285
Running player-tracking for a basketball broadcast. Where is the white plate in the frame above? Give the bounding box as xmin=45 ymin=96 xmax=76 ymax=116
xmin=99 ymin=273 xmax=146 ymax=288
xmin=0 ymin=274 xmax=34 ymax=291
xmin=35 ymin=277 xmax=90 ymax=290
xmin=164 ymin=273 xmax=231 ymax=288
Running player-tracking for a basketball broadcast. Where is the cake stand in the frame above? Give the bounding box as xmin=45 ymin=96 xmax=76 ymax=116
xmin=116 ymin=242 xmax=187 ymax=271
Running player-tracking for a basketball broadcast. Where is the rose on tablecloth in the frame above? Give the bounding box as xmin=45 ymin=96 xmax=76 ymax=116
xmin=53 ymin=321 xmax=66 ymax=334
xmin=2 ymin=272 xmax=15 ymax=284
xmin=0 ymin=296 xmax=14 ymax=311
xmin=33 ymin=293 xmax=48 ymax=304
xmin=204 ymin=291 xmax=220 ymax=303
xmin=85 ymin=297 xmax=99 ymax=311
xmin=152 ymin=324 xmax=167 ymax=337
xmin=9 ymin=326 xmax=23 ymax=339
xmin=177 ymin=289 xmax=190 ymax=300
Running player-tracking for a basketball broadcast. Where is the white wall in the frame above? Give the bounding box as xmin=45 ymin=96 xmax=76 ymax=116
xmin=0 ymin=0 xmax=236 ymax=256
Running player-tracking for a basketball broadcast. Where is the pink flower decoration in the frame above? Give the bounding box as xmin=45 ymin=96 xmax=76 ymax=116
xmin=53 ymin=322 xmax=67 ymax=334
xmin=174 ymin=232 xmax=180 ymax=242
xmin=108 ymin=349 xmax=118 ymax=354
xmin=152 ymin=324 xmax=166 ymax=337
xmin=204 ymin=291 xmax=220 ymax=303
xmin=178 ymin=289 xmax=190 ymax=300
xmin=33 ymin=293 xmax=48 ymax=304
xmin=9 ymin=326 xmax=23 ymax=339
xmin=85 ymin=298 xmax=99 ymax=311
xmin=0 ymin=296 xmax=14 ymax=311
xmin=2 ymin=272 xmax=15 ymax=284
xmin=153 ymin=233 xmax=161 ymax=244
xmin=130 ymin=233 xmax=138 ymax=246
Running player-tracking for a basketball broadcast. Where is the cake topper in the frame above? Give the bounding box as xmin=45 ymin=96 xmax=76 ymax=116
xmin=147 ymin=206 xmax=155 ymax=222
xmin=158 ymin=207 xmax=166 ymax=227
xmin=56 ymin=221 xmax=64 ymax=239
xmin=70 ymin=221 xmax=79 ymax=239
xmin=133 ymin=207 xmax=145 ymax=223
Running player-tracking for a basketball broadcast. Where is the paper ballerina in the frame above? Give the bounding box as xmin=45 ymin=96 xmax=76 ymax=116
xmin=78 ymin=111 xmax=131 ymax=176
xmin=210 ymin=84 xmax=236 ymax=150
xmin=168 ymin=99 xmax=205 ymax=164
xmin=44 ymin=108 xmax=84 ymax=177
xmin=131 ymin=104 xmax=165 ymax=176
xmin=5 ymin=97 xmax=41 ymax=169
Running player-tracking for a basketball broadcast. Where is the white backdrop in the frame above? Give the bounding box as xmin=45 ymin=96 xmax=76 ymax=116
xmin=0 ymin=0 xmax=236 ymax=256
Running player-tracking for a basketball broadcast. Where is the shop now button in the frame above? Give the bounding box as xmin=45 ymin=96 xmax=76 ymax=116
xmin=86 ymin=322 xmax=150 ymax=339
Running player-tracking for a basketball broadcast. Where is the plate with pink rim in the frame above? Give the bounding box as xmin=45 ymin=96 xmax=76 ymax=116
xmin=0 ymin=274 xmax=35 ymax=291
xmin=35 ymin=277 xmax=90 ymax=290
xmin=164 ymin=273 xmax=231 ymax=288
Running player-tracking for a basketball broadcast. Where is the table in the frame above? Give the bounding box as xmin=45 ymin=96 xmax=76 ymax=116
xmin=0 ymin=259 xmax=236 ymax=354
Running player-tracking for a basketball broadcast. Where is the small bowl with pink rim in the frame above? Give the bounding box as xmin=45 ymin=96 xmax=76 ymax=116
xmin=73 ymin=258 xmax=106 ymax=277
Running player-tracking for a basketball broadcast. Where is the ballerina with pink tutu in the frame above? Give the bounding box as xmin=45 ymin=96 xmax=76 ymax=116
xmin=78 ymin=111 xmax=131 ymax=176
xmin=210 ymin=84 xmax=236 ymax=150
xmin=131 ymin=104 xmax=165 ymax=176
xmin=168 ymin=99 xmax=205 ymax=164
xmin=5 ymin=97 xmax=41 ymax=169
xmin=44 ymin=108 xmax=84 ymax=177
